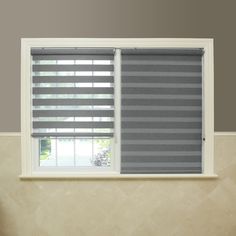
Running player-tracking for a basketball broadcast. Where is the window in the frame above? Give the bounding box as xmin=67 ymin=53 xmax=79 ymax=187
xmin=21 ymin=38 xmax=215 ymax=178
xmin=31 ymin=48 xmax=114 ymax=170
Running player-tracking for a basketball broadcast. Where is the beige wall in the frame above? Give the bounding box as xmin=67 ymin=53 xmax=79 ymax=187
xmin=0 ymin=0 xmax=235 ymax=131
xmin=0 ymin=135 xmax=235 ymax=235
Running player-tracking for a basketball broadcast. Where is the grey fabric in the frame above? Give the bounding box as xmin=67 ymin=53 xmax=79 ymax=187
xmin=31 ymin=133 xmax=114 ymax=137
xmin=33 ymin=110 xmax=114 ymax=117
xmin=33 ymin=121 xmax=113 ymax=129
xmin=31 ymin=48 xmax=114 ymax=55
xmin=122 ymin=106 xmax=201 ymax=111
xmin=33 ymin=87 xmax=114 ymax=94
xmin=122 ymin=65 xmax=201 ymax=73
xmin=122 ymin=71 xmax=201 ymax=77
xmin=33 ymin=99 xmax=114 ymax=106
xmin=33 ymin=64 xmax=113 ymax=72
xmin=121 ymin=49 xmax=204 ymax=56
xmin=33 ymin=76 xmax=114 ymax=83
xmin=122 ymin=110 xmax=201 ymax=117
xmin=33 ymin=55 xmax=114 ymax=60
xmin=122 ymin=99 xmax=201 ymax=106
xmin=122 ymin=76 xmax=201 ymax=84
xmin=122 ymin=87 xmax=201 ymax=95
xmin=121 ymin=48 xmax=203 ymax=174
xmin=31 ymin=48 xmax=114 ymax=137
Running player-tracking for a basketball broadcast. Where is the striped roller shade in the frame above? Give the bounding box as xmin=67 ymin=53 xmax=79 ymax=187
xmin=31 ymin=48 xmax=114 ymax=138
xmin=121 ymin=49 xmax=203 ymax=174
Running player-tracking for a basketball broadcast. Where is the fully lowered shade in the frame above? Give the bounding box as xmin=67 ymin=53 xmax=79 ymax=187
xmin=121 ymin=48 xmax=203 ymax=174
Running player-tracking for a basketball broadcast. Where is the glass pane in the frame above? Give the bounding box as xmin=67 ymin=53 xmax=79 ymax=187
xmin=76 ymin=60 xmax=92 ymax=65
xmin=57 ymin=138 xmax=74 ymax=166
xmin=75 ymin=139 xmax=93 ymax=167
xmin=39 ymin=138 xmax=56 ymax=166
xmin=75 ymin=72 xmax=92 ymax=76
xmin=93 ymin=71 xmax=112 ymax=76
xmin=93 ymin=60 xmax=112 ymax=65
xmin=39 ymin=138 xmax=112 ymax=168
xmin=57 ymin=60 xmax=74 ymax=64
xmin=33 ymin=60 xmax=57 ymax=65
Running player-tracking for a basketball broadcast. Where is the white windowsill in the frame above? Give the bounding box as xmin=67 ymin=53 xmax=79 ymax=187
xmin=19 ymin=173 xmax=218 ymax=179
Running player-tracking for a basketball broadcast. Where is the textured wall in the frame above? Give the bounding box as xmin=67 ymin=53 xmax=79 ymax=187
xmin=0 ymin=135 xmax=236 ymax=236
xmin=0 ymin=0 xmax=235 ymax=131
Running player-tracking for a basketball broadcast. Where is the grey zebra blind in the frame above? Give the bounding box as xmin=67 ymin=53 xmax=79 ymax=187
xmin=121 ymin=49 xmax=203 ymax=174
xmin=31 ymin=48 xmax=114 ymax=138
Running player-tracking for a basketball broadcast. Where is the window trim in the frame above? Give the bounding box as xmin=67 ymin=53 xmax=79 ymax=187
xmin=20 ymin=38 xmax=216 ymax=179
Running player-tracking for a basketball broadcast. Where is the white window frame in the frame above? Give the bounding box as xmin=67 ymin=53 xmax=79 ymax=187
xmin=20 ymin=38 xmax=216 ymax=179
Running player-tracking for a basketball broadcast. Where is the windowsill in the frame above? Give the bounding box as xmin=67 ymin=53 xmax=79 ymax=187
xmin=19 ymin=173 xmax=218 ymax=180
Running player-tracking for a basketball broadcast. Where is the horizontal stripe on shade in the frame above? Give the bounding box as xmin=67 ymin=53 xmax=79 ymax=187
xmin=122 ymin=94 xmax=201 ymax=99
xmin=120 ymin=170 xmax=202 ymax=174
xmin=122 ymin=122 xmax=201 ymax=129
xmin=122 ymin=155 xmax=201 ymax=162
xmin=33 ymin=87 xmax=114 ymax=94
xmin=122 ymin=99 xmax=201 ymax=106
xmin=122 ymin=117 xmax=201 ymax=122
xmin=122 ymin=71 xmax=201 ymax=77
xmin=120 ymin=169 xmax=201 ymax=174
xmin=122 ymin=64 xmax=201 ymax=73
xmin=33 ymin=121 xmax=113 ymax=129
xmin=122 ymin=104 xmax=202 ymax=111
xmin=122 ymin=162 xmax=201 ymax=168
xmin=122 ymin=60 xmax=201 ymax=66
xmin=121 ymin=48 xmax=202 ymax=174
xmin=33 ymin=110 xmax=114 ymax=117
xmin=122 ymin=87 xmax=201 ymax=95
xmin=121 ymin=106 xmax=201 ymax=111
xmin=33 ymin=55 xmax=114 ymax=60
xmin=33 ymin=76 xmax=114 ymax=83
xmin=122 ymin=83 xmax=201 ymax=88
xmin=32 ymin=132 xmax=113 ymax=137
xmin=33 ymin=99 xmax=114 ymax=106
xmin=122 ymin=76 xmax=201 ymax=83
xmin=122 ymin=151 xmax=201 ymax=156
xmin=33 ymin=64 xmax=113 ymax=72
xmin=122 ymin=110 xmax=201 ymax=117
xmin=121 ymin=144 xmax=201 ymax=152
xmin=31 ymin=48 xmax=114 ymax=55
xmin=122 ymin=140 xmax=201 ymax=145
xmin=122 ymin=133 xmax=202 ymax=140
xmin=121 ymin=128 xmax=201 ymax=134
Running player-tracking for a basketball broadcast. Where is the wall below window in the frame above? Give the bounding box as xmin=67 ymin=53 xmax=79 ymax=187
xmin=0 ymin=135 xmax=235 ymax=236
xmin=0 ymin=0 xmax=236 ymax=131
